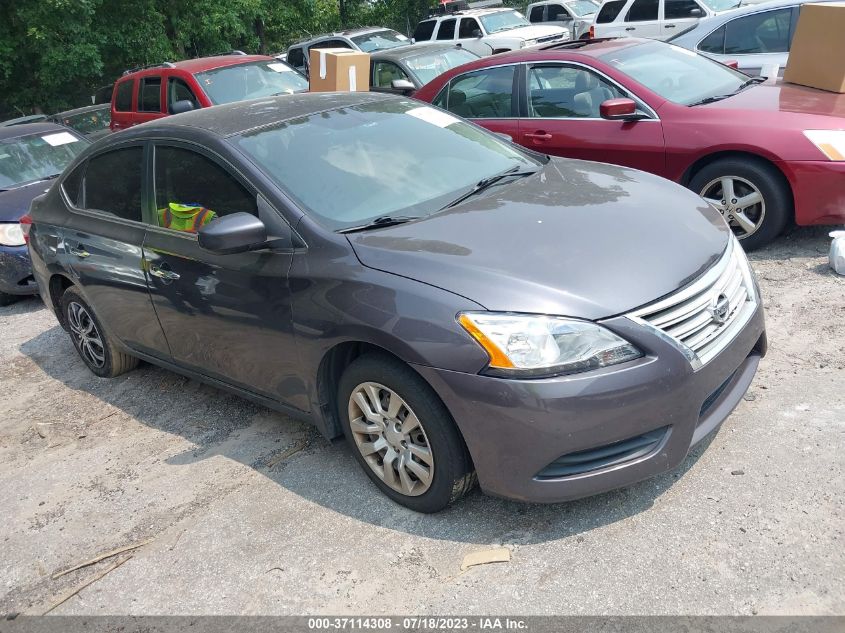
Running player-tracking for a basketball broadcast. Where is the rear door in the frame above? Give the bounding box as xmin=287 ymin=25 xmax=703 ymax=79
xmin=140 ymin=142 xmax=306 ymax=407
xmin=517 ymin=62 xmax=666 ymax=174
xmin=661 ymin=0 xmax=706 ymax=38
xmin=132 ymin=74 xmax=166 ymax=126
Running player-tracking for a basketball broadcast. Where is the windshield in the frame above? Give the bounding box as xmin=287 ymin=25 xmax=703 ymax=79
xmin=235 ymin=100 xmax=539 ymax=230
xmin=566 ymin=0 xmax=599 ymax=17
xmin=57 ymin=109 xmax=110 ymax=134
xmin=479 ymin=10 xmax=531 ymax=33
xmin=351 ymin=30 xmax=410 ymax=53
xmin=602 ymin=41 xmax=747 ymax=105
xmin=404 ymin=48 xmax=479 ymax=85
xmin=0 ymin=131 xmax=87 ymax=189
xmin=699 ymin=0 xmax=739 ymax=11
xmin=195 ymin=61 xmax=308 ymax=105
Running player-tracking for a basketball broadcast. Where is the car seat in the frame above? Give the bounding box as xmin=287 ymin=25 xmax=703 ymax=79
xmin=573 ymin=72 xmax=614 ymax=117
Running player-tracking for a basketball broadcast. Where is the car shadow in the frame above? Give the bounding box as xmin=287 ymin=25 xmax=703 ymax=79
xmin=20 ymin=324 xmax=717 ymax=545
xmin=748 ymin=225 xmax=833 ymax=263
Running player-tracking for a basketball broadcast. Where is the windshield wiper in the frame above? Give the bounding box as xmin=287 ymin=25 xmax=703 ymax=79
xmin=688 ymin=76 xmax=766 ymax=106
xmin=440 ymin=166 xmax=538 ymax=210
xmin=338 ymin=215 xmax=419 ymax=234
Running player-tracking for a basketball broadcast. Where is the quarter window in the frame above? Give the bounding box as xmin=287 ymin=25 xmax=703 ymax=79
xmin=153 ymin=146 xmax=257 ymax=232
xmin=62 ymin=163 xmax=85 ymax=207
xmin=724 ymin=8 xmax=792 ymax=54
xmin=81 ymin=147 xmax=143 ymax=222
xmin=626 ymin=0 xmax=659 ymax=21
xmin=698 ymin=25 xmax=726 ymax=53
xmin=441 ymin=65 xmax=515 ymax=118
xmin=114 ymin=80 xmax=133 ymax=112
xmin=528 ymin=65 xmax=624 ymax=118
xmin=287 ymin=47 xmax=305 ymax=69
xmin=436 ymin=18 xmax=457 ymax=40
xmin=414 ymin=20 xmax=437 ymax=41
xmin=664 ymin=0 xmax=703 ymax=19
xmin=459 ymin=18 xmax=482 ymax=38
xmin=138 ymin=76 xmax=162 ymax=112
xmin=597 ymin=0 xmax=626 ymax=22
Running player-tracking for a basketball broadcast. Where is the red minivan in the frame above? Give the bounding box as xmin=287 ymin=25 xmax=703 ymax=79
xmin=110 ymin=52 xmax=308 ymax=131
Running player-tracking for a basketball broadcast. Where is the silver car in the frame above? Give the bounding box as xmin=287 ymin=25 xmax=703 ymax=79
xmin=667 ymin=0 xmax=838 ymax=77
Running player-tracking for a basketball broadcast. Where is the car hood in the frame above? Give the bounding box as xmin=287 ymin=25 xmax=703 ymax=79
xmin=348 ymin=159 xmax=730 ymax=320
xmin=0 ymin=180 xmax=51 ymax=222
xmin=704 ymin=81 xmax=845 ymax=121
xmin=489 ymin=24 xmax=569 ymax=39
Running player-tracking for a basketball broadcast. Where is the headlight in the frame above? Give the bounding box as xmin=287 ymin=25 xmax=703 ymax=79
xmin=804 ymin=130 xmax=845 ymax=161
xmin=0 ymin=223 xmax=25 ymax=247
xmin=458 ymin=312 xmax=643 ymax=378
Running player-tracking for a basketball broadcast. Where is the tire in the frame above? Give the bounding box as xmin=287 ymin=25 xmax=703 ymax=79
xmin=338 ymin=353 xmax=475 ymax=513
xmin=688 ymin=157 xmax=792 ymax=251
xmin=60 ymin=287 xmax=139 ymax=378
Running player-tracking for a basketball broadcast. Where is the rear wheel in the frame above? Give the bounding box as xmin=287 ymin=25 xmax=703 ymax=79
xmin=338 ymin=354 xmax=475 ymax=513
xmin=689 ymin=157 xmax=792 ymax=251
xmin=60 ymin=287 xmax=138 ymax=378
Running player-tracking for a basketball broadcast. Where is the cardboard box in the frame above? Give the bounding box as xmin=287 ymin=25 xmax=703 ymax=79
xmin=309 ymin=48 xmax=370 ymax=93
xmin=783 ymin=2 xmax=845 ymax=93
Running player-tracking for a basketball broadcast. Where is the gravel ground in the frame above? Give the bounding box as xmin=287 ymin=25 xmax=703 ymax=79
xmin=1 ymin=226 xmax=843 ymax=616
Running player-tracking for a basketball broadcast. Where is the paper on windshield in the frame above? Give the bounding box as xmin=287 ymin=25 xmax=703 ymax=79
xmin=42 ymin=132 xmax=79 ymax=146
xmin=406 ymin=106 xmax=459 ymax=129
xmin=268 ymin=62 xmax=293 ymax=73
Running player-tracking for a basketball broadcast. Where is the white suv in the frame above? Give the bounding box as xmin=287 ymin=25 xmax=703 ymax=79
xmin=412 ymin=7 xmax=570 ymax=56
xmin=592 ymin=0 xmax=735 ymax=40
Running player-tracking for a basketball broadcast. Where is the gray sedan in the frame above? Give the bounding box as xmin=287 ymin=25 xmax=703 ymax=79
xmin=369 ymin=42 xmax=479 ymax=94
xmin=667 ymin=0 xmax=838 ymax=77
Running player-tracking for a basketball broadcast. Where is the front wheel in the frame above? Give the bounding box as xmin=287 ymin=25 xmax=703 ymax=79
xmin=689 ymin=158 xmax=792 ymax=251
xmin=338 ymin=354 xmax=475 ymax=513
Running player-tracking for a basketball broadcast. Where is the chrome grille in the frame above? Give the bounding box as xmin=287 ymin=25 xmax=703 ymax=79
xmin=536 ymin=33 xmax=566 ymax=43
xmin=628 ymin=239 xmax=757 ymax=368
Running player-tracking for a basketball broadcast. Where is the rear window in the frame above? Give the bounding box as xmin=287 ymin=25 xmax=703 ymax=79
xmin=114 ymin=80 xmax=133 ymax=111
xmin=350 ymin=30 xmax=409 ymax=53
xmin=413 ymin=20 xmax=437 ymax=41
xmin=597 ymin=0 xmax=626 ymax=22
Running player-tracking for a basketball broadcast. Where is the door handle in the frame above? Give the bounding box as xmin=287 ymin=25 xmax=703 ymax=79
xmin=665 ymin=24 xmax=676 ymax=28
xmin=524 ymin=132 xmax=552 ymax=141
xmin=625 ymin=27 xmax=636 ymax=31
xmin=68 ymin=245 xmax=90 ymax=258
xmin=149 ymin=264 xmax=180 ymax=281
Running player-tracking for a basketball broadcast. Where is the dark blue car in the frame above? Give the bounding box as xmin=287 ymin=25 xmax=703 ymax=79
xmin=0 ymin=123 xmax=88 ymax=305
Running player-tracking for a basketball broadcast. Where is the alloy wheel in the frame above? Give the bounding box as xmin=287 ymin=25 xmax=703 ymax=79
xmin=67 ymin=302 xmax=106 ymax=369
xmin=700 ymin=175 xmax=766 ymax=240
xmin=347 ymin=382 xmax=434 ymax=497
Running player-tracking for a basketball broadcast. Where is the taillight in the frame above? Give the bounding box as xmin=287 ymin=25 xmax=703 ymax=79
xmin=20 ymin=214 xmax=32 ymax=244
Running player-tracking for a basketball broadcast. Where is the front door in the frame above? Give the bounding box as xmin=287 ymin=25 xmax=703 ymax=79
xmin=140 ymin=143 xmax=307 ymax=408
xmin=621 ymin=0 xmax=662 ymax=38
xmin=518 ymin=63 xmax=666 ymax=175
xmin=661 ymin=0 xmax=705 ymax=39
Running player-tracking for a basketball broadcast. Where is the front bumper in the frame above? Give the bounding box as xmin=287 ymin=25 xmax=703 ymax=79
xmin=0 ymin=244 xmax=37 ymax=296
xmin=779 ymin=160 xmax=845 ymax=226
xmin=414 ymin=302 xmax=766 ymax=503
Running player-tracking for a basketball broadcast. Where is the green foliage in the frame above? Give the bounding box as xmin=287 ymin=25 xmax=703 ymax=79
xmin=0 ymin=0 xmax=438 ymax=117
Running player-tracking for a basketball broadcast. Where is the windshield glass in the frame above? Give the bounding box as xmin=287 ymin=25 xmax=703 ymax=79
xmin=235 ymin=100 xmax=539 ymax=230
xmin=602 ymin=41 xmax=746 ymax=105
xmin=699 ymin=0 xmax=739 ymax=11
xmin=0 ymin=131 xmax=87 ymax=189
xmin=351 ymin=30 xmax=410 ymax=52
xmin=58 ymin=109 xmax=110 ymax=134
xmin=404 ymin=48 xmax=479 ymax=85
xmin=195 ymin=61 xmax=308 ymax=105
xmin=566 ymin=0 xmax=599 ymax=16
xmin=480 ymin=10 xmax=531 ymax=33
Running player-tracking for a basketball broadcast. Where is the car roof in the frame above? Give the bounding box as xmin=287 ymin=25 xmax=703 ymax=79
xmin=371 ymin=42 xmax=469 ymax=61
xmin=290 ymin=27 xmax=397 ymax=47
xmin=427 ymin=7 xmax=514 ymax=18
xmin=482 ymin=37 xmax=644 ymax=64
xmin=122 ymin=54 xmax=274 ymax=78
xmin=0 ymin=121 xmax=77 ymax=140
xmin=105 ymin=92 xmax=400 ymax=140
xmin=672 ymin=0 xmax=839 ymax=35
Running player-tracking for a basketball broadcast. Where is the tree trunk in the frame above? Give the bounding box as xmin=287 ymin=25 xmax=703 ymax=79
xmin=254 ymin=16 xmax=266 ymax=54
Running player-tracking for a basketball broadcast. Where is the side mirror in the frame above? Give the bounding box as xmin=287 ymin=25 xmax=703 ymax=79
xmin=198 ymin=212 xmax=267 ymax=255
xmin=690 ymin=7 xmax=704 ymax=16
xmin=169 ymin=100 xmax=195 ymax=115
xmin=599 ymin=97 xmax=646 ymax=121
xmin=391 ymin=78 xmax=416 ymax=94
xmin=722 ymin=59 xmax=739 ymax=69
xmin=472 ymin=29 xmax=482 ymax=38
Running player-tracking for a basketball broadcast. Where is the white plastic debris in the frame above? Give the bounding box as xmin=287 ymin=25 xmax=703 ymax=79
xmin=830 ymin=230 xmax=845 ymax=275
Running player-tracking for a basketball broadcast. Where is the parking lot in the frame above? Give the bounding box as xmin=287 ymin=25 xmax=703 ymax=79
xmin=0 ymin=225 xmax=842 ymax=616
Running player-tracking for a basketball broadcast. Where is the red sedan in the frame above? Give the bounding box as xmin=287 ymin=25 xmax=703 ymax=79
xmin=414 ymin=38 xmax=845 ymax=249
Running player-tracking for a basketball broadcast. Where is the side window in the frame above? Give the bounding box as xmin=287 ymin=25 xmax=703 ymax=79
xmin=527 ymin=65 xmax=624 ymax=118
xmin=81 ymin=147 xmax=143 ymax=222
xmin=548 ymin=4 xmax=569 ymax=20
xmin=62 ymin=163 xmax=85 ymax=206
xmin=114 ymin=80 xmax=133 ymax=112
xmin=138 ymin=76 xmax=162 ymax=112
xmin=529 ymin=6 xmax=546 ymax=22
xmin=459 ymin=18 xmax=482 ymax=38
xmin=724 ymin=8 xmax=792 ymax=54
xmin=436 ymin=18 xmax=457 ymax=40
xmin=664 ymin=0 xmax=703 ymax=19
xmin=698 ymin=25 xmax=725 ymax=53
xmin=626 ymin=0 xmax=659 ymax=22
xmin=153 ymin=146 xmax=257 ymax=233
xmin=167 ymin=78 xmax=199 ymax=112
xmin=442 ymin=65 xmax=515 ymax=119
xmin=597 ymin=0 xmax=626 ymax=22
xmin=373 ymin=62 xmax=410 ymax=88
xmin=414 ymin=20 xmax=437 ymax=41
xmin=287 ymin=47 xmax=305 ymax=69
